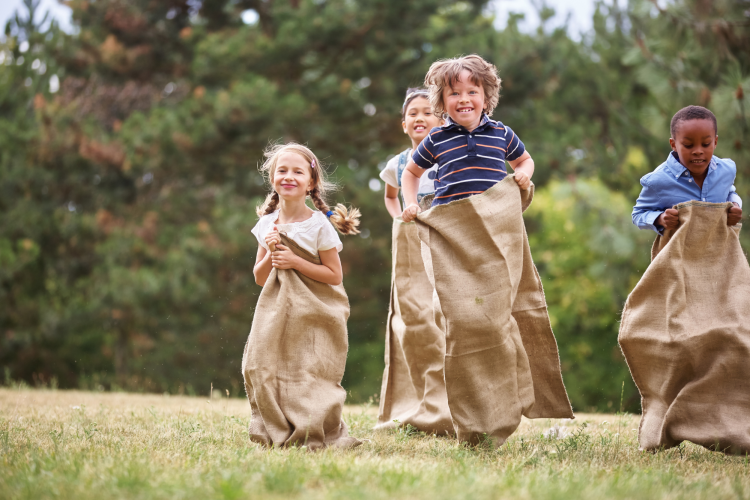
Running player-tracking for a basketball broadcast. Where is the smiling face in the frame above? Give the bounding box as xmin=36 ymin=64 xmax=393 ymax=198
xmin=442 ymin=69 xmax=486 ymax=131
xmin=402 ymin=96 xmax=442 ymax=146
xmin=272 ymin=151 xmax=313 ymax=201
xmin=669 ymin=119 xmax=718 ymax=178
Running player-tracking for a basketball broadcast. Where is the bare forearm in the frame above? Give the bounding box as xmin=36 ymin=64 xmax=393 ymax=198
xmin=384 ymin=196 xmax=402 ymax=219
xmin=401 ymin=170 xmax=420 ymax=209
xmin=512 ymin=157 xmax=534 ymax=180
xmin=253 ymin=252 xmax=273 ymax=286
xmin=293 ymin=257 xmax=342 ymax=286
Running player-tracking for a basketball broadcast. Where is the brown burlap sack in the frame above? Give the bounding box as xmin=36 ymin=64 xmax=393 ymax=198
xmin=241 ymin=234 xmax=361 ymax=450
xmin=376 ymin=218 xmax=453 ymax=434
xmin=415 ymin=175 xmax=574 ymax=445
xmin=619 ymin=201 xmax=750 ymax=454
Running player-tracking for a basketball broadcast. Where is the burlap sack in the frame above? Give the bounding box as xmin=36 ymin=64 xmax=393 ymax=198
xmin=619 ymin=201 xmax=750 ymax=454
xmin=415 ymin=175 xmax=574 ymax=445
xmin=375 ymin=218 xmax=453 ymax=434
xmin=241 ymin=234 xmax=361 ymax=450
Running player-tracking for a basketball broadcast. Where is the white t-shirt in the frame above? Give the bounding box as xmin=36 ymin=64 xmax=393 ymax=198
xmin=379 ymin=148 xmax=438 ymax=199
xmin=252 ymin=209 xmax=343 ymax=255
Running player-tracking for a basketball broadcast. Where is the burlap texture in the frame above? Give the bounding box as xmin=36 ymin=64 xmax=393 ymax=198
xmin=376 ymin=218 xmax=453 ymax=434
xmin=619 ymin=201 xmax=750 ymax=454
xmin=242 ymin=234 xmax=361 ymax=450
xmin=415 ymin=175 xmax=574 ymax=445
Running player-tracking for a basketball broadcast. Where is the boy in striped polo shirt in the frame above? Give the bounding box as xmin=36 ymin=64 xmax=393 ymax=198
xmin=401 ymin=54 xmax=535 ymax=219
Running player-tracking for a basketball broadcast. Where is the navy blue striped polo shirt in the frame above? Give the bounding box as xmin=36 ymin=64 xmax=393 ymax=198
xmin=412 ymin=114 xmax=526 ymax=206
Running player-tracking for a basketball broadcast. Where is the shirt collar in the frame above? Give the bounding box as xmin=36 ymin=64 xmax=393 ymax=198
xmin=442 ymin=113 xmax=492 ymax=131
xmin=666 ymin=151 xmax=718 ymax=178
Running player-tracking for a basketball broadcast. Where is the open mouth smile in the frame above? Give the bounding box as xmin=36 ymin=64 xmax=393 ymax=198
xmin=457 ymin=107 xmax=474 ymax=113
xmin=414 ymin=125 xmax=426 ymax=132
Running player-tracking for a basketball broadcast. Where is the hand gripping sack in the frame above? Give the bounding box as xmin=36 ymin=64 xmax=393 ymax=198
xmin=375 ymin=218 xmax=453 ymax=434
xmin=619 ymin=201 xmax=750 ymax=454
xmin=415 ymin=175 xmax=574 ymax=445
xmin=241 ymin=233 xmax=361 ymax=450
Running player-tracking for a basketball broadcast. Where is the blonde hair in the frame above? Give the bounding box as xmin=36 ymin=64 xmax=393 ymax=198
xmin=256 ymin=142 xmax=361 ymax=235
xmin=424 ymin=54 xmax=502 ymax=117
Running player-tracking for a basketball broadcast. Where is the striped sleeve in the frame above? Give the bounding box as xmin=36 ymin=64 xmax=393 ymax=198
xmin=504 ymin=125 xmax=526 ymax=162
xmin=412 ymin=136 xmax=437 ymax=170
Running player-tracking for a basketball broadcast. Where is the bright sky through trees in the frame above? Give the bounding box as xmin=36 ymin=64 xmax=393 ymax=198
xmin=0 ymin=0 xmax=596 ymax=36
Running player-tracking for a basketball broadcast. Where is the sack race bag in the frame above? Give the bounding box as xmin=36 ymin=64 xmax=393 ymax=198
xmin=376 ymin=218 xmax=453 ymax=434
xmin=415 ymin=175 xmax=574 ymax=445
xmin=619 ymin=201 xmax=750 ymax=454
xmin=241 ymin=234 xmax=361 ymax=450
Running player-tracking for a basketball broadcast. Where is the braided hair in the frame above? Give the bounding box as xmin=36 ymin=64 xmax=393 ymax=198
xmin=256 ymin=142 xmax=361 ymax=235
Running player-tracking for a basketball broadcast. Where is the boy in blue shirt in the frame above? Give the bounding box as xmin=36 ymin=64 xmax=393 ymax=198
xmin=632 ymin=105 xmax=742 ymax=232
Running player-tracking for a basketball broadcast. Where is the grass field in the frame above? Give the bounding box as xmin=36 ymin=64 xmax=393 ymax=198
xmin=1 ymin=387 xmax=748 ymax=499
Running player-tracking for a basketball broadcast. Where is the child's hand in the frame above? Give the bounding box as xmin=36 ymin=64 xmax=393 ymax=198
xmin=402 ymin=204 xmax=421 ymax=223
xmin=728 ymin=204 xmax=742 ymax=226
xmin=656 ymin=209 xmax=680 ymax=231
xmin=265 ymin=227 xmax=281 ymax=251
xmin=514 ymin=172 xmax=531 ymax=191
xmin=270 ymin=244 xmax=299 ymax=270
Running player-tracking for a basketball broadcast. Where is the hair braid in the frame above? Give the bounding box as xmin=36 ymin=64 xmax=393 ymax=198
xmin=256 ymin=191 xmax=280 ymax=217
xmin=309 ymin=187 xmax=361 ymax=235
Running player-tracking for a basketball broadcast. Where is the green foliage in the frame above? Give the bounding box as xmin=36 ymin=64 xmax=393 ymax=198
xmin=0 ymin=0 xmax=748 ymax=410
xmin=527 ymin=178 xmax=654 ymax=411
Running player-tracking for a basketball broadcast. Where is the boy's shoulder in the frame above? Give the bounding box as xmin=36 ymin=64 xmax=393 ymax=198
xmin=640 ymin=159 xmax=672 ymax=188
xmin=713 ymin=156 xmax=737 ymax=173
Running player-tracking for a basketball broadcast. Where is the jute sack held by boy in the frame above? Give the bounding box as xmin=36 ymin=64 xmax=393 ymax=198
xmin=401 ymin=55 xmax=573 ymax=445
xmin=621 ymin=106 xmax=749 ymax=454
xmin=376 ymin=88 xmax=452 ymax=434
xmin=242 ymin=143 xmax=362 ymax=450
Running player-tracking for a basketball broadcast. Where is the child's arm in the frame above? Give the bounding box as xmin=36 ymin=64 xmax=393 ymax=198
xmin=632 ymin=175 xmax=671 ymax=233
xmin=508 ymin=152 xmax=534 ymax=190
xmin=728 ymin=205 xmax=742 ymax=226
xmin=253 ymin=228 xmax=281 ymax=286
xmin=655 ymin=209 xmax=680 ymax=230
xmin=727 ymin=187 xmax=742 ymax=226
xmin=254 ymin=247 xmax=273 ymax=286
xmin=270 ymin=245 xmax=343 ymax=286
xmin=401 ymin=161 xmax=425 ymax=223
xmin=384 ymin=183 xmax=402 ymax=218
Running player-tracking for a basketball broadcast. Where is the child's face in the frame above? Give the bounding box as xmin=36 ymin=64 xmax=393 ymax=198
xmin=669 ymin=119 xmax=718 ymax=177
xmin=442 ymin=69 xmax=485 ymax=131
xmin=402 ymin=96 xmax=442 ymax=144
xmin=272 ymin=152 xmax=313 ymax=201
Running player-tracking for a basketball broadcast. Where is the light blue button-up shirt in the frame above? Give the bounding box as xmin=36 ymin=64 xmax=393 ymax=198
xmin=632 ymin=152 xmax=742 ymax=234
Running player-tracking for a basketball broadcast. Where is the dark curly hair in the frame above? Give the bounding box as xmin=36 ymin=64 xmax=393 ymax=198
xmin=670 ymin=105 xmax=717 ymax=138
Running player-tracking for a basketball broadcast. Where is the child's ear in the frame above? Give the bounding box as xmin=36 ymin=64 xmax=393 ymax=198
xmin=669 ymin=137 xmax=676 ymax=151
xmin=402 ymin=120 xmax=408 ymax=135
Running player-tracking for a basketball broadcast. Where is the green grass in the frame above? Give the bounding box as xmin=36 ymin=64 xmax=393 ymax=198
xmin=1 ymin=388 xmax=748 ymax=499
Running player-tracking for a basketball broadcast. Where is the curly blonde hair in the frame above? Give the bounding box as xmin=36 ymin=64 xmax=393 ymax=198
xmin=424 ymin=54 xmax=502 ymax=117
xmin=256 ymin=142 xmax=361 ymax=235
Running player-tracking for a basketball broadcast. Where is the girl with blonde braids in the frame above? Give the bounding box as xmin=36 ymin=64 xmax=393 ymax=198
xmin=252 ymin=143 xmax=360 ymax=286
xmin=243 ymin=142 xmax=362 ymax=450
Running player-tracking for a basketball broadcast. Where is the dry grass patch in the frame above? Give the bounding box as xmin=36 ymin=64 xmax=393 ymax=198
xmin=1 ymin=388 xmax=748 ymax=499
